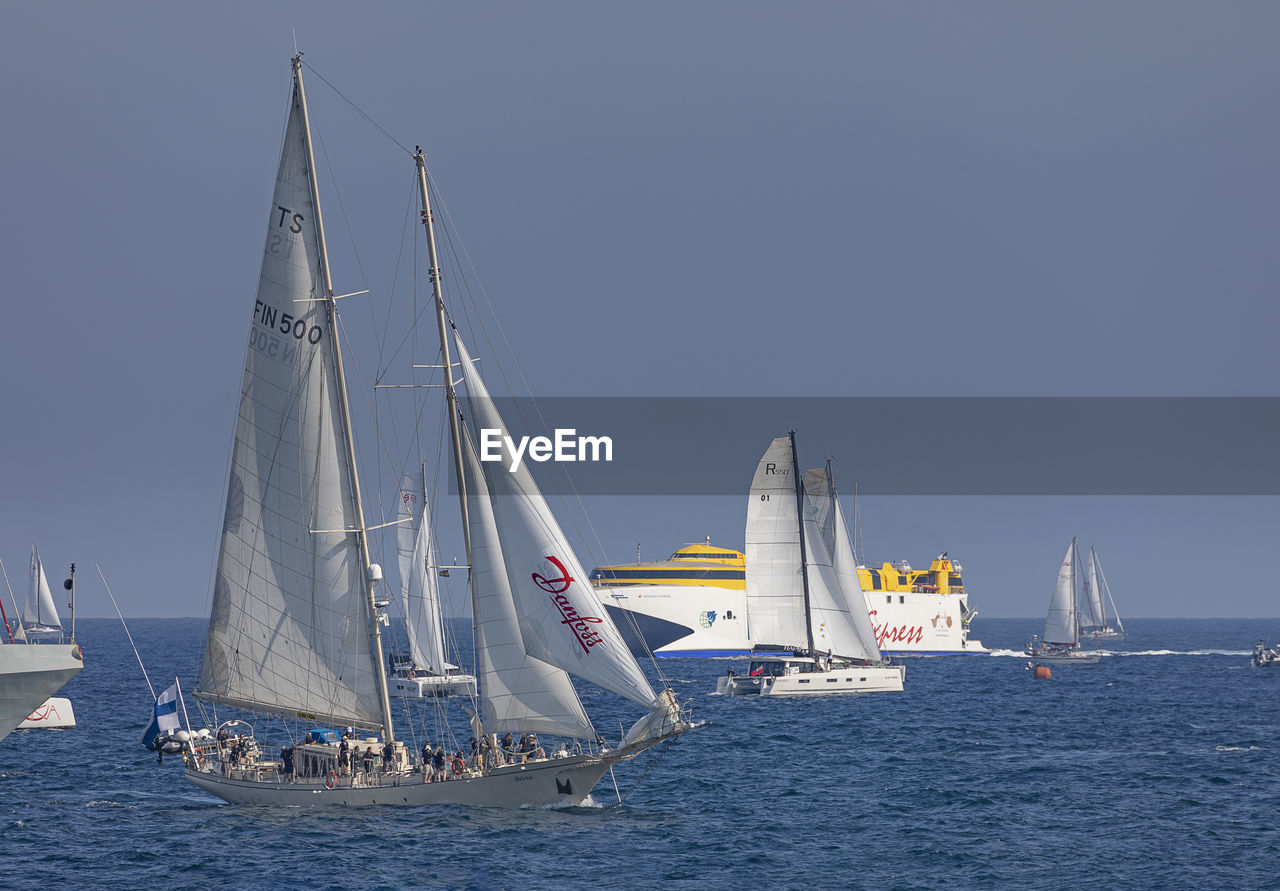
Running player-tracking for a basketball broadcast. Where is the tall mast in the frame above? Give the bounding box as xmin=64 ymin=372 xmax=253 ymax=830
xmin=414 ymin=150 xmax=473 ymax=569
xmin=789 ymin=431 xmax=817 ymax=655
xmin=291 ymin=55 xmax=395 ymax=742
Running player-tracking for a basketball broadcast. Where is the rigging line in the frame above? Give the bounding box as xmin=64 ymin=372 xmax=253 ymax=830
xmin=96 ymin=565 xmax=156 ymax=701
xmin=606 ymin=738 xmax=679 ymax=808
xmin=301 ymin=60 xmax=415 ymax=158
xmin=374 ymin=180 xmax=420 ymax=385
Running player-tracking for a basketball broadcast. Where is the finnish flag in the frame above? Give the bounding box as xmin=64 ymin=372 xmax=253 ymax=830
xmin=138 ymin=681 xmax=181 ymax=750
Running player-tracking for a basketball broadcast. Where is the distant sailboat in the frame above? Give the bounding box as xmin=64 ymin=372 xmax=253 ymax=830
xmin=1026 ymin=538 xmax=1102 ymax=665
xmin=1080 ymin=546 xmax=1125 ymax=641
xmin=23 ymin=546 xmax=63 ymax=638
xmin=719 ymin=434 xmax=905 ymax=695
xmin=387 ymin=467 xmax=475 ymax=697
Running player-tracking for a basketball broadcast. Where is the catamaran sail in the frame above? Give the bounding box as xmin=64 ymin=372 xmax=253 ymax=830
xmin=24 ymin=546 xmax=62 ymax=635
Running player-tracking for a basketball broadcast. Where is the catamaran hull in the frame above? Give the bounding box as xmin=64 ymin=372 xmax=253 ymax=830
xmin=387 ymin=674 xmax=477 ymax=698
xmin=0 ymin=644 xmax=83 ymax=742
xmin=716 ymin=665 xmax=905 ymax=696
xmin=185 ymin=752 xmax=625 ymax=808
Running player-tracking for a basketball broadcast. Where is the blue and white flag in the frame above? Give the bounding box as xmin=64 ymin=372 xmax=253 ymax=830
xmin=138 ymin=681 xmax=180 ymax=750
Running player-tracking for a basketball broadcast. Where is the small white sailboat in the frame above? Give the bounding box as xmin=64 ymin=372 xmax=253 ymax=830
xmin=23 ymin=546 xmax=64 ymax=639
xmin=387 ymin=467 xmax=476 ymax=698
xmin=719 ymin=434 xmax=905 ymax=696
xmin=1079 ymin=545 xmax=1125 ymax=641
xmin=1026 ymin=538 xmax=1102 ymax=665
xmin=159 ymin=55 xmax=692 ymax=808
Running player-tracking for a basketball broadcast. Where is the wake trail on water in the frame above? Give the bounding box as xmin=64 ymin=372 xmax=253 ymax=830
xmin=989 ymin=648 xmax=1250 ymax=658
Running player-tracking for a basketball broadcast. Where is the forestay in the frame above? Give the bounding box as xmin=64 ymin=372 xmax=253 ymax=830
xmin=196 ymin=83 xmax=381 ymax=729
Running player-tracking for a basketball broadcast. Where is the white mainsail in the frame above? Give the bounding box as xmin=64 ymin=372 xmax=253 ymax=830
xmin=195 ymin=81 xmax=381 ymax=729
xmin=745 ymin=437 xmax=808 ymax=649
xmin=1043 ymin=540 xmax=1078 ymax=646
xmin=461 ymin=429 xmax=595 ymax=738
xmin=453 ymin=334 xmax=657 ymax=708
xmin=397 ymin=469 xmax=451 ymax=674
xmin=803 ymin=466 xmax=882 ymax=662
xmin=24 ymin=545 xmax=61 ymax=632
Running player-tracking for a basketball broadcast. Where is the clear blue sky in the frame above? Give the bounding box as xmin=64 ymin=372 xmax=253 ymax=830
xmin=2 ymin=2 xmax=1277 ymax=619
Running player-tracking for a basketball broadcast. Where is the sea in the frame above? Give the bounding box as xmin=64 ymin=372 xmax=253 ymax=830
xmin=2 ymin=617 xmax=1277 ymax=889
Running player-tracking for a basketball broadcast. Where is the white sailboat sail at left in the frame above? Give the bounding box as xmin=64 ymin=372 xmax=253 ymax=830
xmin=452 ymin=334 xmax=658 ymax=710
xmin=397 ymin=469 xmax=451 ymax=674
xmin=195 ymin=80 xmax=381 ymax=729
xmin=1042 ymin=540 xmax=1079 ymax=647
xmin=24 ymin=546 xmax=62 ymax=634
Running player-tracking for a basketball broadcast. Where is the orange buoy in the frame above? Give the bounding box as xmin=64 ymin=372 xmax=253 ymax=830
xmin=1033 ymin=665 xmax=1052 ymax=680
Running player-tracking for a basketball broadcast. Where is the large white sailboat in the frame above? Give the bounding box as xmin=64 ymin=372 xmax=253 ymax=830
xmin=1080 ymin=545 xmax=1125 ymax=641
xmin=1025 ymin=538 xmax=1102 ymax=665
xmin=22 ymin=546 xmax=63 ymax=638
xmin=718 ymin=434 xmax=905 ymax=696
xmin=164 ymin=56 xmax=692 ymax=808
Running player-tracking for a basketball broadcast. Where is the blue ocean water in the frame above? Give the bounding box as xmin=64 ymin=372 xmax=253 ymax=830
xmin=2 ymin=617 xmax=1278 ymax=888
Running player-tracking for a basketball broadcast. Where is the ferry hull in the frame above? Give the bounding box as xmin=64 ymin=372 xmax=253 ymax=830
xmin=605 ymin=587 xmax=985 ymax=657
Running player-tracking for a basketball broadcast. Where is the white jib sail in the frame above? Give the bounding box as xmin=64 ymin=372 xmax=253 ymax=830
xmin=1083 ymin=545 xmax=1105 ymax=628
xmin=1043 ymin=540 xmax=1078 ymax=646
xmin=1093 ymin=548 xmax=1124 ymax=632
xmin=24 ymin=545 xmax=61 ymax=631
xmin=453 ymin=334 xmax=657 ymax=708
xmin=195 ymin=82 xmax=380 ymax=729
xmin=397 ymin=469 xmax=451 ymax=674
xmin=800 ymin=494 xmax=878 ymax=660
xmin=461 ymin=427 xmax=594 ymax=738
xmin=745 ymin=437 xmax=808 ymax=649
xmin=803 ymin=467 xmax=882 ymax=662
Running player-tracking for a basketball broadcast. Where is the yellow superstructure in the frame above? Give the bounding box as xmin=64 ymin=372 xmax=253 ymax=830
xmin=857 ymin=554 xmax=965 ymax=595
xmin=590 ymin=543 xmax=746 ymax=590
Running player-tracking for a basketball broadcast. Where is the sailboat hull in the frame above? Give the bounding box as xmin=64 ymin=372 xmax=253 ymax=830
xmin=1032 ymin=652 xmax=1102 ymax=665
xmin=717 ymin=664 xmax=905 ymax=696
xmin=185 ymin=750 xmax=628 ymax=808
xmin=387 ymin=673 xmax=477 ymax=698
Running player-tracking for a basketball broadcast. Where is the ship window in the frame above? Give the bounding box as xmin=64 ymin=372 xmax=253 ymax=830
xmin=885 ymin=596 xmax=891 ymax=604
xmin=868 ymin=570 xmax=882 ymax=590
xmin=799 ymin=679 xmax=810 ymax=684
xmin=725 ymin=610 xmax=734 ymax=619
xmin=899 ymin=596 xmax=905 ymax=604
xmin=898 ymin=576 xmax=908 ymax=585
xmin=827 ymin=678 xmax=837 ymax=683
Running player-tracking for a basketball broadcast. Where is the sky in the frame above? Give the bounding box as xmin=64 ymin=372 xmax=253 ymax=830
xmin=1 ymin=2 xmax=1277 ymax=621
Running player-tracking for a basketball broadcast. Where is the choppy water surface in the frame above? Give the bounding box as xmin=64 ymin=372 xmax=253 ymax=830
xmin=3 ymin=618 xmax=1278 ymax=888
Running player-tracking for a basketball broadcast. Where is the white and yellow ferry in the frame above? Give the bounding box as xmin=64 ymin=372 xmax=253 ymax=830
xmin=593 ymin=543 xmax=986 ymax=657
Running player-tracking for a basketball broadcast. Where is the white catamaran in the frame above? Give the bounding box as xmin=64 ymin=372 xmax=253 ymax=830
xmin=162 ymin=55 xmax=692 ymax=808
xmin=1025 ymin=538 xmax=1102 ymax=665
xmin=719 ymin=434 xmax=905 ymax=696
xmin=1080 ymin=545 xmax=1125 ymax=641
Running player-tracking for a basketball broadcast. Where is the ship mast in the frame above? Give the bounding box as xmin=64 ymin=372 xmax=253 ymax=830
xmin=292 ymin=55 xmax=395 ymax=742
xmin=789 ymin=431 xmax=817 ymax=656
xmin=413 ymin=150 xmax=472 ymax=566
